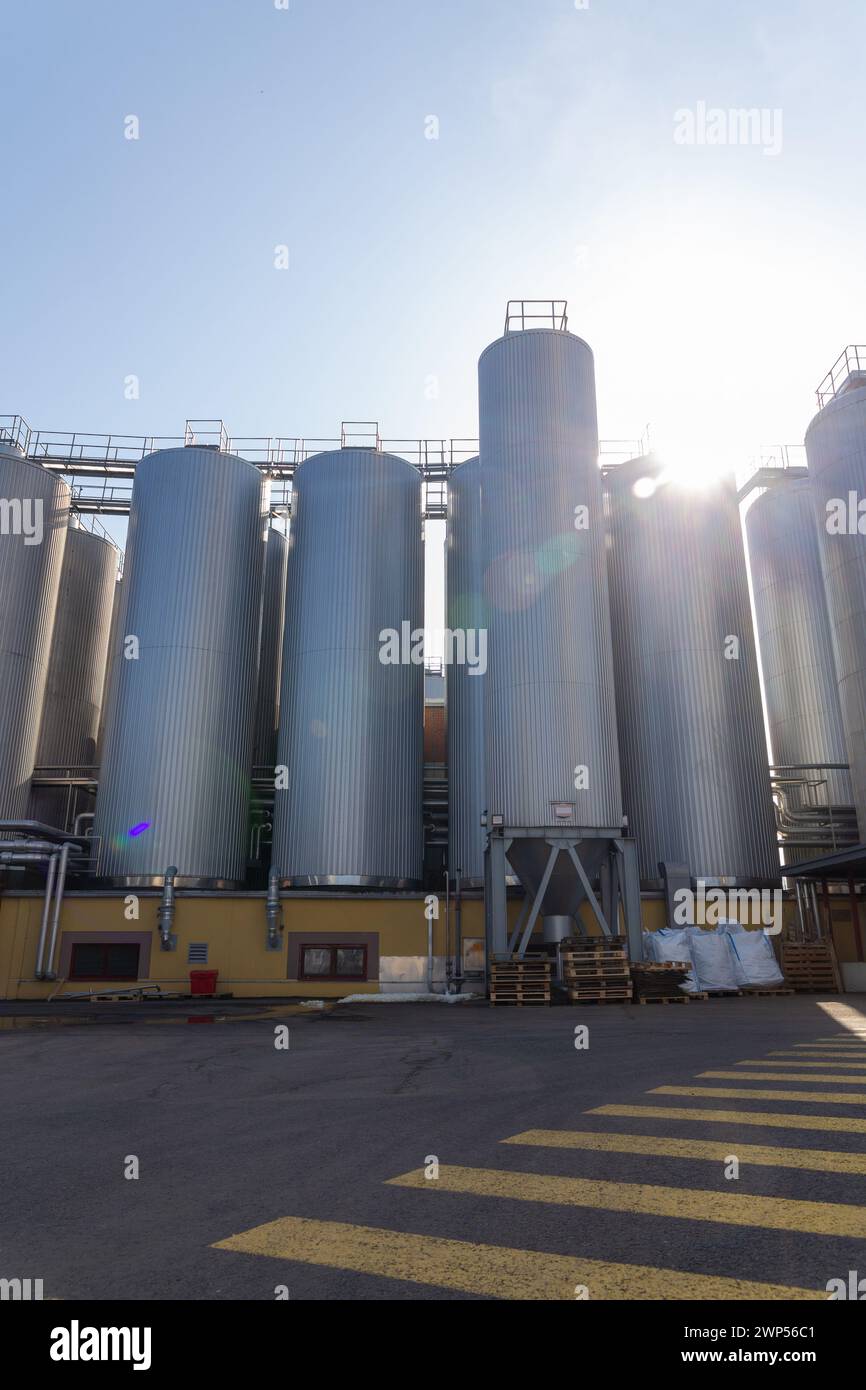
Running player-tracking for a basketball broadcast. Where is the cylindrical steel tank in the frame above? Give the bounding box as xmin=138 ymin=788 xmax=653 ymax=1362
xmin=272 ymin=448 xmax=423 ymax=886
xmin=446 ymin=456 xmax=485 ymax=884
xmin=606 ymin=456 xmax=779 ymax=883
xmin=93 ymin=447 xmax=266 ymax=886
xmin=0 ymin=442 xmax=70 ymax=820
xmin=253 ymin=525 xmax=289 ymax=770
xmin=30 ymin=523 xmax=119 ymax=827
xmin=478 ymin=327 xmax=622 ymax=828
xmin=805 ymin=380 xmax=866 ymax=836
xmin=746 ymin=478 xmax=852 ymax=815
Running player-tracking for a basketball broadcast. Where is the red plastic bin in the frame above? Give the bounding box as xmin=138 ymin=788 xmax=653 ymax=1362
xmin=189 ymin=969 xmax=219 ymax=997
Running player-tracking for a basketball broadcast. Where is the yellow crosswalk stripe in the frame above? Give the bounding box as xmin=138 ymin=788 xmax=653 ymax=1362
xmin=211 ymin=1214 xmax=823 ymax=1300
xmin=699 ymin=1070 xmax=866 ymax=1084
xmin=761 ymin=1050 xmax=866 ymax=1061
xmin=769 ymin=1051 xmax=866 ymax=1060
xmin=387 ymin=1164 xmax=866 ymax=1237
xmin=590 ymin=1103 xmax=866 ymax=1134
xmin=653 ymin=1084 xmax=866 ymax=1105
xmin=789 ymin=1046 xmax=866 ymax=1054
xmin=813 ymin=1037 xmax=866 ymax=1042
xmin=502 ymin=1129 xmax=866 ymax=1174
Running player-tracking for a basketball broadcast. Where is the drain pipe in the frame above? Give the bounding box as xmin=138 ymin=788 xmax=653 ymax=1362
xmin=443 ymin=869 xmax=453 ymax=994
xmin=158 ymin=866 xmax=178 ymax=951
xmin=266 ymin=867 xmax=282 ymax=950
xmin=454 ymin=869 xmax=463 ymax=991
xmin=35 ymin=850 xmax=59 ymax=979
xmin=43 ymin=841 xmax=72 ymax=980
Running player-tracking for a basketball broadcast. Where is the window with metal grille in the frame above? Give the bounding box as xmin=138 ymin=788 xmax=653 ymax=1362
xmin=69 ymin=943 xmax=141 ymax=982
xmin=299 ymin=944 xmax=367 ymax=981
xmin=187 ymin=943 xmax=209 ymax=964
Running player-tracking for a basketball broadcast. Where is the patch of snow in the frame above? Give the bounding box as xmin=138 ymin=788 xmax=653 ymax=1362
xmin=337 ymin=992 xmax=480 ymax=1004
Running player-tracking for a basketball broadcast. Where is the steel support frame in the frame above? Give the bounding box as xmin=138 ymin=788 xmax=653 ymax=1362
xmin=484 ymin=826 xmax=644 ymax=965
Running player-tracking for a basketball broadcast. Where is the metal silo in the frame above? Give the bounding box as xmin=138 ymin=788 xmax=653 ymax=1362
xmin=606 ymin=456 xmax=779 ymax=883
xmin=805 ymin=356 xmax=866 ymax=837
xmin=272 ymin=448 xmax=423 ymax=886
xmin=253 ymin=524 xmax=288 ymax=770
xmin=31 ymin=523 xmax=119 ymax=827
xmin=93 ymin=446 xmax=266 ymax=885
xmin=745 ymin=478 xmax=852 ymax=825
xmin=0 ymin=441 xmax=70 ymax=820
xmin=479 ymin=325 xmax=622 ymax=829
xmin=446 ymin=456 xmax=485 ymax=885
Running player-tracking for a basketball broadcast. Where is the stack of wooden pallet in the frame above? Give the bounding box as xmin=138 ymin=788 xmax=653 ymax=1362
xmin=780 ymin=941 xmax=841 ymax=993
xmin=630 ymin=961 xmax=704 ymax=1004
xmin=560 ymin=936 xmax=632 ymax=1005
xmin=489 ymin=956 xmax=552 ymax=1006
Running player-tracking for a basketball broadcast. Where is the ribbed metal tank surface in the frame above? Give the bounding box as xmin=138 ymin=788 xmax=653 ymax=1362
xmin=746 ymin=478 xmax=852 ymax=811
xmin=253 ymin=525 xmax=289 ymax=769
xmin=93 ymin=447 xmax=266 ymax=886
xmin=805 ymin=383 xmax=866 ymax=835
xmin=0 ymin=444 xmax=70 ymax=819
xmin=31 ymin=524 xmax=119 ymax=827
xmin=606 ymin=457 xmax=779 ymax=883
xmin=446 ymin=456 xmax=485 ymax=883
xmin=36 ymin=524 xmax=119 ymax=766
xmin=478 ymin=328 xmax=622 ymax=828
xmin=272 ymin=449 xmax=424 ymax=886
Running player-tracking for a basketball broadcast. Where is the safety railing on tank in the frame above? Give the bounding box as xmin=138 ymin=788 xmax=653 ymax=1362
xmin=0 ymin=414 xmax=32 ymax=453
xmin=70 ymin=508 xmax=122 ymax=549
xmin=816 ymin=347 xmax=866 ymax=407
xmin=504 ymin=300 xmax=568 ymax=333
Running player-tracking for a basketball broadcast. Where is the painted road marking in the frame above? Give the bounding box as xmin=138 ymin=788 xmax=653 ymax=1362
xmin=501 ymin=1129 xmax=866 ymax=1174
xmin=211 ymin=1215 xmax=823 ymax=1300
xmin=788 ymin=1046 xmax=866 ymax=1054
xmin=589 ymin=1104 xmax=866 ymax=1134
xmin=738 ymin=1058 xmax=866 ymax=1070
xmin=653 ymin=1085 xmax=866 ymax=1106
xmin=813 ymin=1036 xmax=866 ymax=1042
xmin=386 ymin=1165 xmax=866 ymax=1238
xmin=769 ymin=1051 xmax=866 ymax=1060
xmin=699 ymin=1070 xmax=866 ymax=1084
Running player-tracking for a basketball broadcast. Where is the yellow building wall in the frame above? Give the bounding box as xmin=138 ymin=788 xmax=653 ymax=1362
xmin=0 ymin=888 xmax=850 ymax=1001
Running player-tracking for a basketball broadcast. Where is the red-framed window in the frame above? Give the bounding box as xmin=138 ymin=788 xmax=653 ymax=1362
xmin=299 ymin=944 xmax=368 ymax=981
xmin=69 ymin=942 xmax=141 ymax=982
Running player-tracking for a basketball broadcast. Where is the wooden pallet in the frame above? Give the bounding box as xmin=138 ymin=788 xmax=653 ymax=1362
xmin=489 ymin=958 xmax=551 ymax=1005
xmin=631 ymin=961 xmax=691 ymax=973
xmin=489 ymin=993 xmax=551 ymax=1007
xmin=567 ymin=995 xmax=633 ymax=1006
xmin=780 ymin=942 xmax=842 ymax=993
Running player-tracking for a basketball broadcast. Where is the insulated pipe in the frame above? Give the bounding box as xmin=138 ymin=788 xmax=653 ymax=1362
xmin=35 ymin=850 xmax=59 ymax=979
xmin=73 ymin=812 xmax=94 ymax=837
xmin=454 ymin=869 xmax=463 ymax=986
xmin=266 ymin=867 xmax=282 ymax=948
xmin=427 ymin=907 xmax=434 ymax=995
xmin=43 ymin=841 xmax=71 ymax=980
xmin=443 ymin=869 xmax=452 ymax=993
xmin=158 ymin=866 xmax=178 ymax=949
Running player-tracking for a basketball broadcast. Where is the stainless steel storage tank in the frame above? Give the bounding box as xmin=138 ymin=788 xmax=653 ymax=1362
xmin=31 ymin=522 xmax=119 ymax=827
xmin=93 ymin=446 xmax=266 ymax=886
xmin=272 ymin=448 xmax=423 ymax=886
xmin=606 ymin=456 xmax=779 ymax=882
xmin=805 ymin=371 xmax=866 ymax=837
xmin=253 ymin=524 xmax=288 ymax=770
xmin=0 ymin=441 xmax=70 ymax=819
xmin=446 ymin=456 xmax=485 ymax=884
xmin=745 ymin=478 xmax=852 ymax=818
xmin=478 ymin=326 xmax=622 ymax=829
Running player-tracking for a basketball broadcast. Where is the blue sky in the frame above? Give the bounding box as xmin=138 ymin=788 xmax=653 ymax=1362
xmin=2 ymin=0 xmax=864 ymax=627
